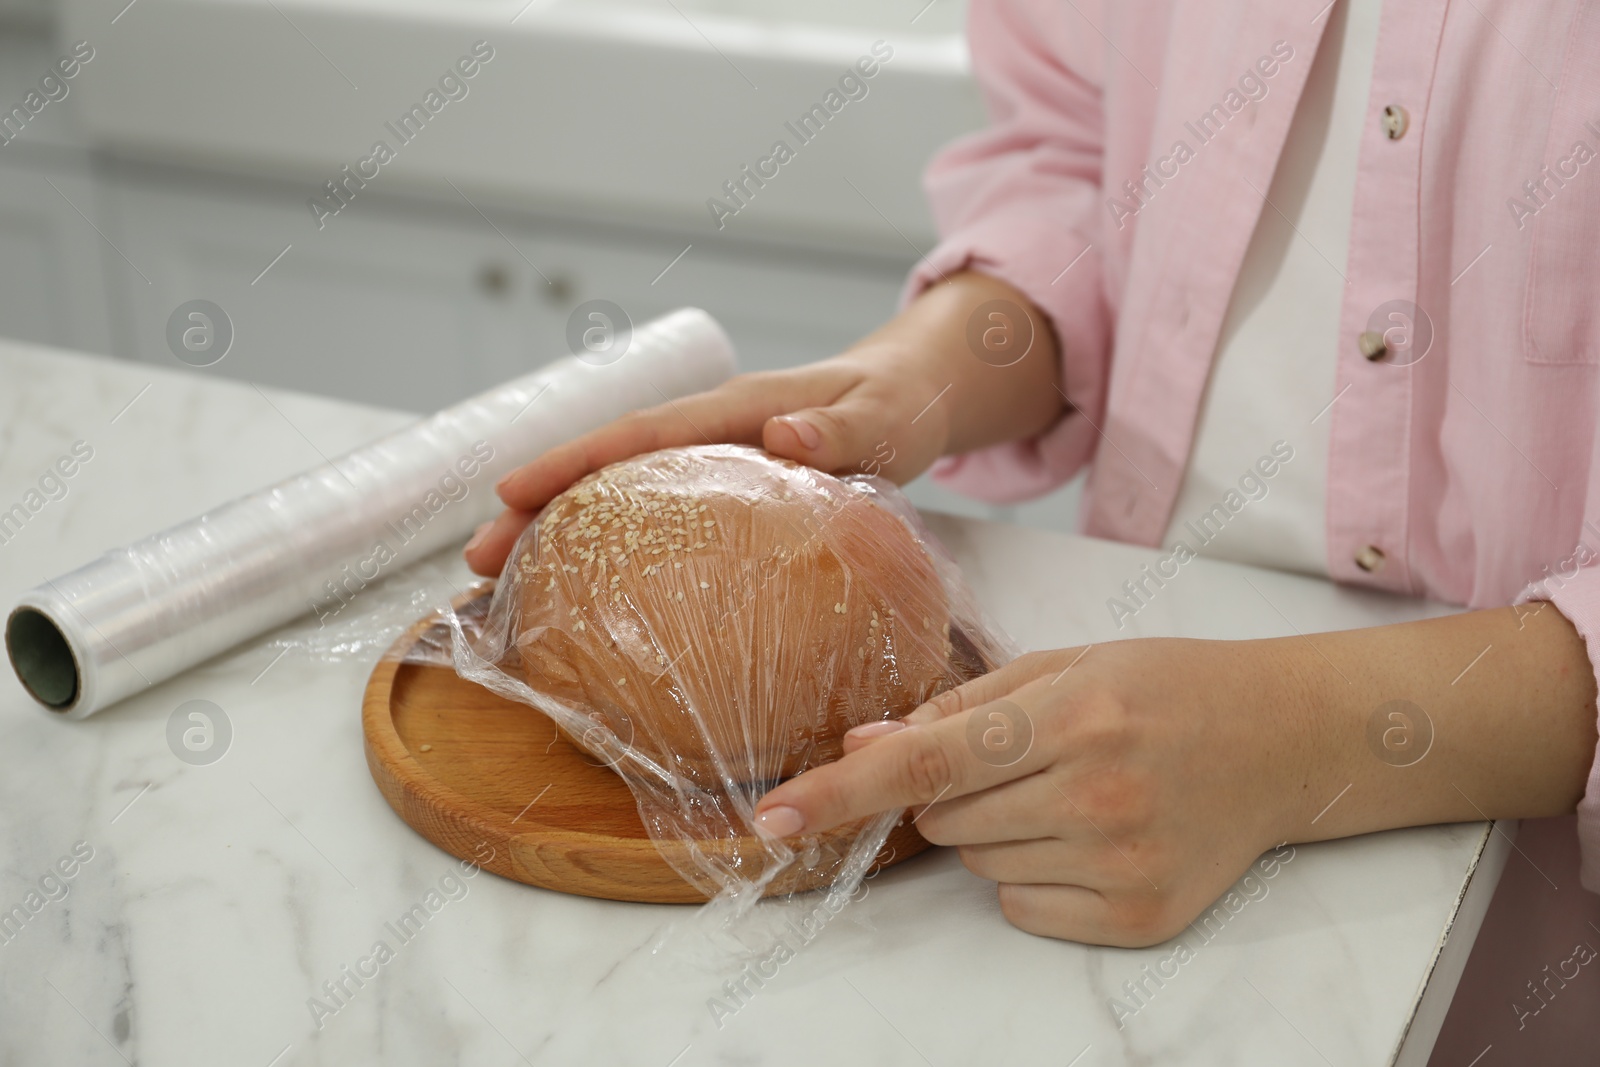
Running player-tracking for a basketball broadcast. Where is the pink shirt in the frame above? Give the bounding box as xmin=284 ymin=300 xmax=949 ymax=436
xmin=908 ymin=0 xmax=1600 ymax=890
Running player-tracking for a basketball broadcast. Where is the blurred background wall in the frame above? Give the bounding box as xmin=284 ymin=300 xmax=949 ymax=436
xmin=0 ymin=0 xmax=1084 ymax=530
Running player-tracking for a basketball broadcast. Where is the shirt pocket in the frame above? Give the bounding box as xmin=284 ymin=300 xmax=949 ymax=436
xmin=1523 ymin=8 xmax=1600 ymax=365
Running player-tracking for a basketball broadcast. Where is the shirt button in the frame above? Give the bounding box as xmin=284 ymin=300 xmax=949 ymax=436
xmin=1382 ymin=105 xmax=1409 ymax=140
xmin=1358 ymin=330 xmax=1388 ymax=360
xmin=1355 ymin=545 xmax=1386 ymax=572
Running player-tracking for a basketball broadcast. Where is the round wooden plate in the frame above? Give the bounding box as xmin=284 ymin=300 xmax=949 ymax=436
xmin=362 ymin=591 xmax=932 ymax=903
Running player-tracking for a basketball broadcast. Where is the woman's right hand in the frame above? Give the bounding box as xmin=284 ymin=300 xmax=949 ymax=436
xmin=463 ymin=343 xmax=956 ymax=576
xmin=463 ymin=269 xmax=1064 ymax=578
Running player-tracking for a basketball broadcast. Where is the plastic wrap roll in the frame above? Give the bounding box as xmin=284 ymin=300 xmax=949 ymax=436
xmin=5 ymin=307 xmax=736 ymax=720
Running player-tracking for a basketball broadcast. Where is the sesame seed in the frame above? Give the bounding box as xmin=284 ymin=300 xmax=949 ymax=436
xmin=700 ymin=581 xmax=710 ymax=589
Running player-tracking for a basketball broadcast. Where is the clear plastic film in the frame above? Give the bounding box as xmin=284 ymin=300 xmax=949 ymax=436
xmin=5 ymin=309 xmax=735 ymax=719
xmin=440 ymin=444 xmax=1019 ymax=907
xmin=262 ymin=551 xmax=489 ymax=666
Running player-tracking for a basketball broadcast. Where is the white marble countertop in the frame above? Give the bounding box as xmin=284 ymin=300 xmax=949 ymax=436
xmin=0 ymin=338 xmax=1505 ymax=1066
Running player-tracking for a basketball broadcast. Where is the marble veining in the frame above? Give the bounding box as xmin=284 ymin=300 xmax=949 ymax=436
xmin=0 ymin=340 xmax=1491 ymax=1066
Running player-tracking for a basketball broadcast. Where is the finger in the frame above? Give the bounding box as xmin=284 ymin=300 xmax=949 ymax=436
xmin=841 ymin=653 xmax=1055 ymax=755
xmin=995 ymin=882 xmax=1177 ymax=948
xmin=494 ymin=399 xmax=759 ymax=511
xmin=840 ymin=718 xmax=910 ymax=755
xmin=761 ymin=389 xmax=909 ymax=478
xmin=956 ymin=836 xmax=1163 ymax=890
xmin=462 ymin=506 xmax=537 ymax=577
xmin=753 ymin=696 xmax=1054 ymax=838
xmin=913 ymin=773 xmax=1068 ymax=845
xmin=900 ymin=649 xmax=1075 ymax=728
xmin=496 ymin=370 xmax=852 ymax=511
xmin=956 ymin=838 xmax=1089 ymax=884
xmin=844 ymin=646 xmax=1068 ymax=755
xmin=839 ymin=655 xmax=1052 ymax=756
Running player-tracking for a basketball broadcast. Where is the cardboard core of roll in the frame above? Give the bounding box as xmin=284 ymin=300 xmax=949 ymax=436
xmin=5 ymin=606 xmax=80 ymax=711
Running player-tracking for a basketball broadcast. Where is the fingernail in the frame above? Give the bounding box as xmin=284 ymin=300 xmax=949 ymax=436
xmin=464 ymin=522 xmax=490 ymax=553
xmin=847 ymin=719 xmax=908 ymax=739
xmin=774 ymin=415 xmax=822 ymax=451
xmin=494 ymin=473 xmax=514 ymax=493
xmin=754 ymin=805 xmax=805 ymax=838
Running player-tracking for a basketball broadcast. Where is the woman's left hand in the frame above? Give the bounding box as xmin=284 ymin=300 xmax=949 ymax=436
xmin=753 ymin=638 xmax=1318 ymax=946
xmin=752 ymin=606 xmax=1600 ymax=946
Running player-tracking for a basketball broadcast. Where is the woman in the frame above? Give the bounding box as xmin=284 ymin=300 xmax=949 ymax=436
xmin=465 ymin=0 xmax=1599 ymax=1017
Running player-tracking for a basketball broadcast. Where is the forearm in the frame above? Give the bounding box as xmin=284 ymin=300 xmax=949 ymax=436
xmin=848 ymin=270 xmax=1063 ymax=457
xmin=1273 ymin=604 xmax=1598 ymax=843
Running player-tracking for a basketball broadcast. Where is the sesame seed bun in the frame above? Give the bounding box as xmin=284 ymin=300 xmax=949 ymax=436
xmin=513 ymin=445 xmax=957 ymax=787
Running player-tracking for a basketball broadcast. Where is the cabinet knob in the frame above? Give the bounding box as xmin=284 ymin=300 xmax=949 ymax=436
xmin=543 ymin=273 xmax=574 ymax=306
xmin=477 ymin=263 xmax=511 ymax=298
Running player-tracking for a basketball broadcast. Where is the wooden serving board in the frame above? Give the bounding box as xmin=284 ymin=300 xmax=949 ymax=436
xmin=362 ymin=592 xmax=931 ymax=903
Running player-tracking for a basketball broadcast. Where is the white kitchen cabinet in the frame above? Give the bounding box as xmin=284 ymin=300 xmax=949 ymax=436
xmin=96 ymin=165 xmax=527 ymax=411
xmin=529 ymin=229 xmax=912 ymax=379
xmin=59 ymin=0 xmax=982 ymax=259
xmin=92 ymin=161 xmax=1076 ymax=529
xmin=0 ymin=157 xmax=114 ymax=356
xmin=95 ymin=163 xmax=912 ymax=412
xmin=0 ymin=28 xmax=113 ymax=356
xmin=0 ymin=18 xmax=1072 ymax=530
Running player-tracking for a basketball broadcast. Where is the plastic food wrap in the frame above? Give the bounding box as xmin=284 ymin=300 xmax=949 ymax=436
xmin=5 ymin=308 xmax=735 ymax=719
xmin=448 ymin=444 xmax=1018 ymax=903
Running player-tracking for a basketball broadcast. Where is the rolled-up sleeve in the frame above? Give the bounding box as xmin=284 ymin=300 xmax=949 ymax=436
xmin=1519 ymin=573 xmax=1600 ymax=892
xmin=903 ymin=0 xmax=1112 ymax=505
